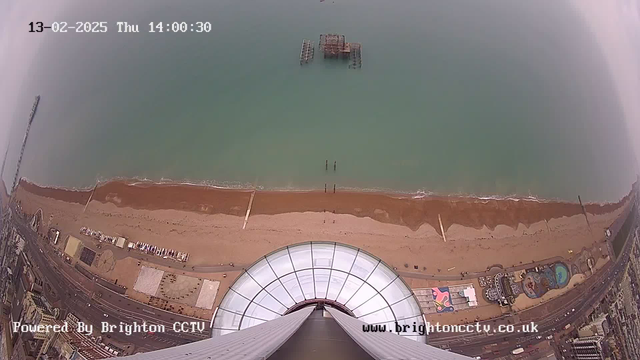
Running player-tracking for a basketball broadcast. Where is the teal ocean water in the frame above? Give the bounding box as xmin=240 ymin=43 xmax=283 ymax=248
xmin=4 ymin=0 xmax=638 ymax=202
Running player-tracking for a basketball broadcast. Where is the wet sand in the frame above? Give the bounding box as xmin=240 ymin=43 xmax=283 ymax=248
xmin=17 ymin=179 xmax=632 ymax=232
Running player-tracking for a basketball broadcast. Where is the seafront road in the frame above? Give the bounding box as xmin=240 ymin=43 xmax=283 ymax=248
xmin=13 ymin=216 xmax=210 ymax=354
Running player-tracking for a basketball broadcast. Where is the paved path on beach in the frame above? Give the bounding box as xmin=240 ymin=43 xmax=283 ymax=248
xmin=44 ymin=223 xmax=572 ymax=281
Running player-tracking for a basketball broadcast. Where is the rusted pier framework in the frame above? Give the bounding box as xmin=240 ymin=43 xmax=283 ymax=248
xmin=319 ymin=34 xmax=347 ymax=58
xmin=348 ymin=42 xmax=362 ymax=69
xmin=317 ymin=34 xmax=362 ymax=69
xmin=299 ymin=39 xmax=315 ymax=65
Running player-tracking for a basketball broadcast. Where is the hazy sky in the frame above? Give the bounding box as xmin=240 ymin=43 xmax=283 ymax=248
xmin=570 ymin=0 xmax=640 ymax=167
xmin=0 ymin=0 xmax=72 ymax=155
xmin=1 ymin=0 xmax=639 ymax=171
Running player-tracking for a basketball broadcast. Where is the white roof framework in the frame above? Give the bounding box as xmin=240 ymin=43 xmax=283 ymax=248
xmin=212 ymin=242 xmax=426 ymax=342
xmin=116 ymin=307 xmax=315 ymax=360
xmin=114 ymin=306 xmax=471 ymax=359
xmin=327 ymin=307 xmax=471 ymax=359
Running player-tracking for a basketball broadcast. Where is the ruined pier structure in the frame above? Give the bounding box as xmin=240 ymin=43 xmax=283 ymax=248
xmin=300 ymin=39 xmax=315 ymax=65
xmin=318 ymin=34 xmax=362 ymax=69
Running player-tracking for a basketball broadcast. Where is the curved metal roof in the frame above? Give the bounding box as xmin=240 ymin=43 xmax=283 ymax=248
xmin=212 ymin=242 xmax=426 ymax=342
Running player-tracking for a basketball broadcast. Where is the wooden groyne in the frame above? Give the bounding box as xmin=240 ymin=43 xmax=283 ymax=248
xmin=300 ymin=39 xmax=315 ymax=65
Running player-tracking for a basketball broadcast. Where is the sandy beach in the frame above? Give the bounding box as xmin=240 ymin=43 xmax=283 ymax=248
xmin=15 ymin=179 xmax=633 ymax=273
xmin=11 ymin=179 xmax=635 ymax=322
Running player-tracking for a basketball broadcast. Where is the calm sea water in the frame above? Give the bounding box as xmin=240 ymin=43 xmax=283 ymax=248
xmin=4 ymin=0 xmax=638 ymax=202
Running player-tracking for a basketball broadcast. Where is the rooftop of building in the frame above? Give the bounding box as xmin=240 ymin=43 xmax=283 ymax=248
xmin=26 ymin=292 xmax=52 ymax=316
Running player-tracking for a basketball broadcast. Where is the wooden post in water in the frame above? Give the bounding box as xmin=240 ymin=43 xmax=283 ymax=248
xmin=334 ymin=161 xmax=337 ymax=172
xmin=333 ymin=184 xmax=336 ymax=193
xmin=326 ymin=160 xmax=328 ymax=171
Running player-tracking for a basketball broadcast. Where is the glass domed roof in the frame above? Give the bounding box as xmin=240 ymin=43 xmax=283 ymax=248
xmin=212 ymin=242 xmax=425 ymax=341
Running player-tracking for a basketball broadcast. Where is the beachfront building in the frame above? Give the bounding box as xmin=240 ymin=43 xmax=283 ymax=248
xmin=414 ymin=284 xmax=478 ymax=314
xmin=571 ymin=336 xmax=606 ymax=360
xmin=117 ymin=242 xmax=471 ymax=359
xmin=16 ymin=291 xmax=58 ymax=358
xmin=52 ymin=329 xmax=115 ymax=359
xmin=578 ymin=313 xmax=609 ymax=337
xmin=483 ymin=272 xmax=519 ymax=306
xmin=22 ymin=291 xmax=55 ymax=340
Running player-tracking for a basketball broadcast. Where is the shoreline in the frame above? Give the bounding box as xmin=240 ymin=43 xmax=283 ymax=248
xmin=21 ymin=175 xmax=633 ymax=204
xmin=16 ymin=178 xmax=635 ymax=232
